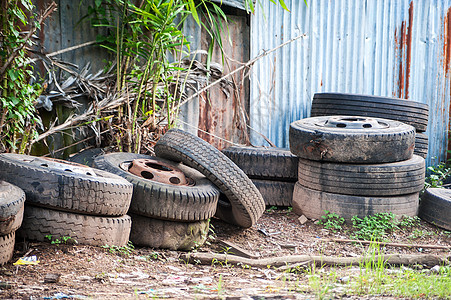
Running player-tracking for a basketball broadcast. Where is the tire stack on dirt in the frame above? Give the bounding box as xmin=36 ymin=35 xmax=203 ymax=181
xmin=0 ymin=181 xmax=25 ymax=264
xmin=289 ymin=116 xmax=425 ymax=220
xmin=310 ymin=93 xmax=429 ymax=159
xmin=0 ymin=154 xmax=133 ymax=247
xmin=222 ymin=146 xmax=298 ymax=207
xmin=94 ymin=153 xmax=220 ymax=251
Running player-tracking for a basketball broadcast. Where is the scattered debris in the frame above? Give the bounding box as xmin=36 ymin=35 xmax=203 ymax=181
xmin=217 ymin=240 xmax=260 ymax=259
xmin=44 ymin=273 xmax=61 ymax=283
xmin=298 ymin=215 xmax=308 ymax=225
xmin=13 ymin=255 xmax=39 ymax=265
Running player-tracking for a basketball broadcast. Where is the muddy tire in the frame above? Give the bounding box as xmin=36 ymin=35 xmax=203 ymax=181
xmin=292 ymin=183 xmax=419 ymax=220
xmin=0 ymin=153 xmax=132 ymax=216
xmin=298 ymin=155 xmax=425 ymax=196
xmin=0 ymin=181 xmax=25 ymax=235
xmin=94 ymin=153 xmax=219 ymax=221
xmin=310 ymin=93 xmax=429 ymax=132
xmin=414 ymin=133 xmax=428 ymax=159
xmin=129 ymin=213 xmax=209 ymax=251
xmin=18 ymin=205 xmax=131 ymax=247
xmin=0 ymin=232 xmax=15 ymax=265
xmin=419 ymin=188 xmax=451 ymax=231
xmin=289 ymin=116 xmax=415 ymax=163
xmin=68 ymin=148 xmax=105 ymax=167
xmin=222 ymin=146 xmax=298 ymax=181
xmin=252 ymin=180 xmax=294 ymax=207
xmin=154 ymin=129 xmax=265 ymax=228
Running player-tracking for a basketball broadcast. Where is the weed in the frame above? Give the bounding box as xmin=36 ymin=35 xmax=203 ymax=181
xmin=45 ymin=234 xmax=77 ymax=245
xmin=318 ymin=211 xmax=345 ymax=232
xmin=351 ymin=213 xmax=399 ymax=241
xmin=102 ymin=241 xmax=134 ymax=256
xmin=266 ymin=206 xmax=278 ymax=212
xmin=408 ymin=229 xmax=434 ymax=240
xmin=398 ymin=215 xmax=420 ymax=228
xmin=424 ymin=154 xmax=451 ymax=189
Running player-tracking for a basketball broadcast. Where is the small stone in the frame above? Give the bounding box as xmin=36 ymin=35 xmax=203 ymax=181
xmin=44 ymin=273 xmax=61 ymax=283
xmin=431 ymin=265 xmax=441 ymax=274
xmin=298 ymin=215 xmax=308 ymax=225
xmin=339 ymin=276 xmax=350 ymax=283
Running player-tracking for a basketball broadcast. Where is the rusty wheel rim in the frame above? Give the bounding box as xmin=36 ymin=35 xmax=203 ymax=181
xmin=124 ymin=158 xmax=194 ymax=186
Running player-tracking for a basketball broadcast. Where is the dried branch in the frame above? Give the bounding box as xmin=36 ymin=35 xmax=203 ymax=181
xmin=320 ymin=238 xmax=451 ymax=250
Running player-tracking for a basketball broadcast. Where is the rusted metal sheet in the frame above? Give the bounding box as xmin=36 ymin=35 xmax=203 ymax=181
xmin=250 ymin=0 xmax=451 ymax=167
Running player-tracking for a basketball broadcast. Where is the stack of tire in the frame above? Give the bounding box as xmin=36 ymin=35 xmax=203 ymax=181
xmin=0 ymin=181 xmax=25 ymax=264
xmin=222 ymin=147 xmax=298 ymax=207
xmin=0 ymin=154 xmax=133 ymax=247
xmin=310 ymin=93 xmax=429 ymax=159
xmin=289 ymin=115 xmax=425 ymax=220
xmin=92 ymin=129 xmax=266 ymax=250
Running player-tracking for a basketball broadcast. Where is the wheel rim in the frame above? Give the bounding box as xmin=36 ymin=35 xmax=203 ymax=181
xmin=28 ymin=157 xmax=98 ymax=177
xmin=123 ymin=158 xmax=193 ymax=186
xmin=317 ymin=116 xmax=389 ymax=129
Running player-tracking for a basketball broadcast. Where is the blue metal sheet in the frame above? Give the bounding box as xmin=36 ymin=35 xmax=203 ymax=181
xmin=250 ymin=0 xmax=451 ymax=168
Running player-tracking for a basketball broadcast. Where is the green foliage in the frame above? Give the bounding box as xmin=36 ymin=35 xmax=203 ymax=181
xmin=318 ymin=211 xmax=345 ymax=232
xmin=102 ymin=241 xmax=135 ymax=256
xmin=45 ymin=234 xmax=78 ymax=245
xmin=425 ymin=154 xmax=451 ymax=189
xmin=0 ymin=0 xmax=43 ymax=153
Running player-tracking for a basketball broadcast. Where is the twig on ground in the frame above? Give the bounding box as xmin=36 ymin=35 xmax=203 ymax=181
xmin=320 ymin=238 xmax=451 ymax=250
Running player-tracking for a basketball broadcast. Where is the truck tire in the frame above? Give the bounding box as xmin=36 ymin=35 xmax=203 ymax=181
xmin=94 ymin=153 xmax=219 ymax=221
xmin=0 ymin=181 xmax=25 ymax=235
xmin=292 ymin=183 xmax=419 ymax=221
xmin=18 ymin=205 xmax=131 ymax=247
xmin=297 ymin=155 xmax=425 ymax=196
xmin=0 ymin=154 xmax=132 ymax=216
xmin=252 ymin=179 xmax=294 ymax=207
xmin=419 ymin=188 xmax=451 ymax=231
xmin=0 ymin=232 xmax=15 ymax=265
xmin=222 ymin=146 xmax=298 ymax=181
xmin=154 ymin=129 xmax=265 ymax=228
xmin=289 ymin=116 xmax=415 ymax=163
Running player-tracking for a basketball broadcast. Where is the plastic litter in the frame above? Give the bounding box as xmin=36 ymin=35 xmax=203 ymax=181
xmin=13 ymin=256 xmax=40 ymax=265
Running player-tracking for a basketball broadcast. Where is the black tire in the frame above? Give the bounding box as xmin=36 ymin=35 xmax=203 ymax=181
xmin=252 ymin=179 xmax=294 ymax=207
xmin=289 ymin=116 xmax=415 ymax=163
xmin=222 ymin=146 xmax=298 ymax=181
xmin=414 ymin=133 xmax=428 ymax=159
xmin=311 ymin=93 xmax=429 ymax=132
xmin=0 ymin=153 xmax=132 ymax=216
xmin=0 ymin=181 xmax=25 ymax=235
xmin=18 ymin=205 xmax=132 ymax=247
xmin=129 ymin=213 xmax=209 ymax=251
xmin=292 ymin=183 xmax=419 ymax=220
xmin=0 ymin=232 xmax=15 ymax=265
xmin=68 ymin=148 xmax=105 ymax=167
xmin=154 ymin=129 xmax=265 ymax=228
xmin=93 ymin=153 xmax=219 ymax=222
xmin=419 ymin=188 xmax=451 ymax=231
xmin=297 ymin=155 xmax=425 ymax=196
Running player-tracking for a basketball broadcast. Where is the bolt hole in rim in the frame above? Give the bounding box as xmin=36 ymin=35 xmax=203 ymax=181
xmin=319 ymin=116 xmax=389 ymax=129
xmin=125 ymin=158 xmax=194 ymax=186
xmin=23 ymin=156 xmax=97 ymax=176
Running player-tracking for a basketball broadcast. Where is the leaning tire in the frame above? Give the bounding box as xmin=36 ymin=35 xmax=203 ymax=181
xmin=297 ymin=155 xmax=425 ymax=196
xmin=94 ymin=153 xmax=219 ymax=222
xmin=289 ymin=116 xmax=415 ymax=163
xmin=222 ymin=146 xmax=298 ymax=181
xmin=252 ymin=179 xmax=294 ymax=207
xmin=292 ymin=183 xmax=419 ymax=220
xmin=0 ymin=154 xmax=132 ymax=216
xmin=129 ymin=213 xmax=209 ymax=251
xmin=18 ymin=205 xmax=131 ymax=247
xmin=0 ymin=232 xmax=15 ymax=265
xmin=154 ymin=129 xmax=265 ymax=228
xmin=68 ymin=148 xmax=105 ymax=167
xmin=0 ymin=181 xmax=25 ymax=235
xmin=311 ymin=93 xmax=429 ymax=132
xmin=419 ymin=188 xmax=451 ymax=231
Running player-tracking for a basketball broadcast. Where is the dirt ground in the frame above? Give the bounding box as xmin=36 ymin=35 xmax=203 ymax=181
xmin=1 ymin=208 xmax=450 ymax=300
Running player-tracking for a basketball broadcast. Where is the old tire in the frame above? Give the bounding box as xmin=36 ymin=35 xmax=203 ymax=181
xmin=222 ymin=146 xmax=298 ymax=181
xmin=154 ymin=129 xmax=265 ymax=228
xmin=297 ymin=155 xmax=425 ymax=196
xmin=129 ymin=213 xmax=209 ymax=251
xmin=0 ymin=232 xmax=15 ymax=265
xmin=0 ymin=153 xmax=132 ymax=216
xmin=18 ymin=205 xmax=131 ymax=247
xmin=94 ymin=153 xmax=219 ymax=221
xmin=311 ymin=93 xmax=429 ymax=132
xmin=419 ymin=188 xmax=451 ymax=231
xmin=289 ymin=116 xmax=415 ymax=163
xmin=0 ymin=181 xmax=25 ymax=235
xmin=414 ymin=133 xmax=428 ymax=159
xmin=292 ymin=183 xmax=419 ymax=220
xmin=68 ymin=148 xmax=105 ymax=167
xmin=252 ymin=180 xmax=294 ymax=207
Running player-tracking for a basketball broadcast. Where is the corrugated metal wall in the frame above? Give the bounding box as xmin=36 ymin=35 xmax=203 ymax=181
xmin=250 ymin=0 xmax=451 ymax=167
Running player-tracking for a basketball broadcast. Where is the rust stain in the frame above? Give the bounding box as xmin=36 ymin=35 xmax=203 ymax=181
xmin=445 ymin=6 xmax=451 ymax=160
xmin=395 ymin=2 xmax=413 ymax=99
